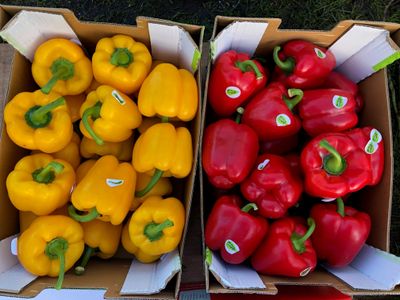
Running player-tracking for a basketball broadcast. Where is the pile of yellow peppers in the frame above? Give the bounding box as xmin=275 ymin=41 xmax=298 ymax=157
xmin=4 ymin=35 xmax=198 ymax=290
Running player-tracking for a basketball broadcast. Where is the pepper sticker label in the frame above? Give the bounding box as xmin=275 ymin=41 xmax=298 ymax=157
xmin=365 ymin=140 xmax=378 ymax=154
xmin=332 ymin=95 xmax=348 ymax=109
xmin=276 ymin=114 xmax=291 ymax=126
xmin=370 ymin=129 xmax=382 ymax=144
xmin=225 ymin=86 xmax=241 ymax=99
xmin=300 ymin=267 xmax=312 ymax=277
xmin=106 ymin=178 xmax=124 ymax=187
xmin=112 ymin=90 xmax=126 ymax=105
xmin=257 ymin=159 xmax=270 ymax=170
xmin=225 ymin=239 xmax=240 ymax=255
xmin=314 ymin=48 xmax=326 ymax=59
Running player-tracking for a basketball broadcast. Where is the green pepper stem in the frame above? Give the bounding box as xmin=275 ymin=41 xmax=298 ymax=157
xmin=336 ymin=197 xmax=345 ymax=217
xmin=41 ymin=58 xmax=75 ymax=94
xmin=284 ymin=89 xmax=303 ymax=110
xmin=135 ymin=169 xmax=164 ymax=198
xmin=110 ymin=48 xmax=133 ymax=67
xmin=235 ymin=107 xmax=245 ymax=124
xmin=161 ymin=116 xmax=169 ymax=123
xmin=235 ymin=60 xmax=263 ymax=79
xmin=320 ymin=139 xmax=347 ymax=176
xmin=32 ymin=161 xmax=64 ymax=184
xmin=82 ymin=102 xmax=104 ymax=145
xmin=68 ymin=205 xmax=100 ymax=223
xmin=291 ymin=218 xmax=316 ymax=254
xmin=241 ymin=203 xmax=258 ymax=213
xmin=273 ymin=46 xmax=295 ymax=74
xmin=25 ymin=97 xmax=66 ymax=128
xmin=45 ymin=237 xmax=68 ymax=290
xmin=144 ymin=219 xmax=174 ymax=242
xmin=75 ymin=246 xmax=96 ymax=275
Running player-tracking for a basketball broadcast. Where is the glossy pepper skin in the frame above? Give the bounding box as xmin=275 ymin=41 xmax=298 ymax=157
xmin=205 ymin=195 xmax=268 ymax=264
xmin=132 ymin=123 xmax=192 ymax=197
xmin=19 ymin=205 xmax=69 ymax=233
xmin=79 ymin=85 xmax=142 ymax=145
xmin=92 ymin=35 xmax=152 ymax=94
xmin=251 ymin=217 xmax=317 ymax=277
xmin=76 ymin=159 xmax=97 ymax=183
xmin=241 ymin=154 xmax=303 ymax=219
xmin=202 ymin=109 xmax=259 ymax=189
xmin=273 ymin=40 xmax=335 ymax=89
xmin=74 ymin=219 xmax=122 ymax=275
xmin=6 ymin=153 xmax=75 ymax=216
xmin=80 ymin=136 xmax=133 ymax=161
xmin=18 ymin=215 xmax=84 ymax=290
xmin=208 ymin=50 xmax=267 ymax=117
xmin=138 ymin=63 xmax=198 ymax=121
xmin=301 ymin=133 xmax=371 ymax=198
xmin=242 ymin=82 xmax=303 ymax=141
xmin=128 ymin=196 xmax=185 ymax=256
xmin=4 ymin=90 xmax=73 ymax=153
xmin=70 ymin=155 xmax=136 ymax=225
xmin=32 ymin=38 xmax=93 ymax=95
xmin=310 ymin=198 xmax=371 ymax=267
xmin=346 ymin=127 xmax=384 ymax=186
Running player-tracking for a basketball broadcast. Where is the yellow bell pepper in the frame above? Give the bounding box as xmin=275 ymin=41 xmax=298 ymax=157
xmin=76 ymin=159 xmax=97 ymax=183
xmin=19 ymin=205 xmax=69 ymax=233
xmin=128 ymin=196 xmax=185 ymax=256
xmin=138 ymin=63 xmax=198 ymax=121
xmin=79 ymin=85 xmax=142 ymax=145
xmin=137 ymin=117 xmax=186 ymax=134
xmin=6 ymin=153 xmax=75 ymax=215
xmin=80 ymin=136 xmax=133 ymax=161
xmin=85 ymin=78 xmax=102 ymax=95
xmin=65 ymin=94 xmax=85 ymax=122
xmin=132 ymin=123 xmax=192 ymax=197
xmin=131 ymin=173 xmax=172 ymax=210
xmin=4 ymin=90 xmax=73 ymax=153
xmin=74 ymin=219 xmax=122 ymax=275
xmin=92 ymin=34 xmax=152 ymax=94
xmin=18 ymin=215 xmax=84 ymax=290
xmin=32 ymin=38 xmax=93 ymax=95
xmin=69 ymin=155 xmax=136 ymax=225
xmin=121 ymin=223 xmax=160 ymax=263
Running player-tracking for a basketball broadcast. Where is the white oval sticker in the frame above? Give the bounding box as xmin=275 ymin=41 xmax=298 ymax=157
xmin=314 ymin=48 xmax=326 ymax=59
xmin=106 ymin=178 xmax=124 ymax=187
xmin=332 ymin=95 xmax=348 ymax=109
xmin=321 ymin=198 xmax=336 ymax=202
xmin=112 ymin=90 xmax=126 ymax=105
xmin=225 ymin=86 xmax=241 ymax=99
xmin=225 ymin=239 xmax=240 ymax=255
xmin=257 ymin=159 xmax=270 ymax=171
xmin=370 ymin=129 xmax=382 ymax=144
xmin=300 ymin=266 xmax=312 ymax=277
xmin=365 ymin=141 xmax=378 ymax=155
xmin=276 ymin=114 xmax=291 ymax=127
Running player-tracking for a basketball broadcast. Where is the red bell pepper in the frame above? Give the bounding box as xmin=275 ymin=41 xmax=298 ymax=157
xmin=202 ymin=108 xmax=259 ymax=189
xmin=285 ymin=153 xmax=302 ymax=178
xmin=205 ymin=195 xmax=268 ymax=264
xmin=346 ymin=127 xmax=384 ymax=186
xmin=298 ymin=89 xmax=358 ymax=137
xmin=240 ymin=153 xmax=303 ymax=219
xmin=273 ymin=40 xmax=336 ymax=89
xmin=301 ymin=133 xmax=371 ymax=198
xmin=251 ymin=217 xmax=317 ymax=277
xmin=208 ymin=50 xmax=268 ymax=117
xmin=242 ymin=82 xmax=303 ymax=141
xmin=321 ymin=71 xmax=363 ymax=113
xmin=310 ymin=198 xmax=371 ymax=267
xmin=260 ymin=133 xmax=299 ymax=155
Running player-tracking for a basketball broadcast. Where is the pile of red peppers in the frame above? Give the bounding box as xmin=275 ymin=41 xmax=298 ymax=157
xmin=203 ymin=40 xmax=384 ymax=278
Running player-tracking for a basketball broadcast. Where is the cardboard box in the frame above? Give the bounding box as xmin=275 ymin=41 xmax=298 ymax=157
xmin=0 ymin=5 xmax=204 ymax=299
xmin=200 ymin=16 xmax=400 ymax=296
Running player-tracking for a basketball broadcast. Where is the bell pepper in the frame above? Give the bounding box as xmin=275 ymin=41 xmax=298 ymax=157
xmin=208 ymin=50 xmax=268 ymax=117
xmin=240 ymin=153 xmax=303 ymax=219
xmin=138 ymin=63 xmax=198 ymax=121
xmin=137 ymin=117 xmax=186 ymax=134
xmin=76 ymin=159 xmax=97 ymax=183
xmin=310 ymin=198 xmax=371 ymax=267
xmin=69 ymin=155 xmax=136 ymax=225
xmin=298 ymin=89 xmax=358 ymax=137
xmin=132 ymin=122 xmax=192 ymax=197
xmin=242 ymin=82 xmax=303 ymax=141
xmin=202 ymin=108 xmax=259 ymax=189
xmin=92 ymin=35 xmax=152 ymax=94
xmin=32 ymin=38 xmax=93 ymax=95
xmin=19 ymin=205 xmax=69 ymax=233
xmin=80 ymin=136 xmax=133 ymax=161
xmin=4 ymin=90 xmax=73 ymax=153
xmin=132 ymin=173 xmax=172 ymax=210
xmin=6 ymin=153 xmax=75 ymax=216
xmin=79 ymin=85 xmax=142 ymax=145
xmin=85 ymin=78 xmax=102 ymax=95
xmin=74 ymin=219 xmax=122 ymax=275
xmin=346 ymin=127 xmax=384 ymax=186
xmin=65 ymin=94 xmax=86 ymax=122
xmin=273 ymin=40 xmax=336 ymax=89
xmin=260 ymin=133 xmax=299 ymax=155
xmin=128 ymin=196 xmax=185 ymax=256
xmin=121 ymin=223 xmax=161 ymax=263
xmin=251 ymin=217 xmax=317 ymax=277
xmin=301 ymin=133 xmax=371 ymax=198
xmin=321 ymin=71 xmax=363 ymax=113
xmin=18 ymin=215 xmax=84 ymax=290
xmin=285 ymin=153 xmax=303 ymax=178
xmin=205 ymin=195 xmax=268 ymax=264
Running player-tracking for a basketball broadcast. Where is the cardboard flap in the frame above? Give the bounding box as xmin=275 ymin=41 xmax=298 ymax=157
xmin=207 ymin=249 xmax=265 ymax=289
xmin=0 ymin=10 xmax=79 ymax=61
xmin=120 ymin=250 xmax=181 ymax=295
xmin=210 ymin=21 xmax=269 ymax=62
xmin=324 ymin=244 xmax=400 ymax=290
xmin=148 ymin=23 xmax=200 ymax=73
xmin=329 ymin=25 xmax=400 ymax=83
